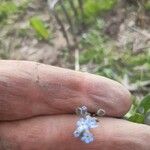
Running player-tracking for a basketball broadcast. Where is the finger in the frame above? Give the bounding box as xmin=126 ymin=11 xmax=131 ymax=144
xmin=0 ymin=60 xmax=131 ymax=120
xmin=0 ymin=115 xmax=149 ymax=150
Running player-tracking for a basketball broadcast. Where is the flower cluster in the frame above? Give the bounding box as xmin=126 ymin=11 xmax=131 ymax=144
xmin=73 ymin=106 xmax=98 ymax=144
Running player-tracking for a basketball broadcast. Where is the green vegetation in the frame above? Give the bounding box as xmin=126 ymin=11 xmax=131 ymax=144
xmin=0 ymin=1 xmax=17 ymax=22
xmin=145 ymin=1 xmax=150 ymax=10
xmin=126 ymin=95 xmax=150 ymax=125
xmin=83 ymin=0 xmax=117 ymax=23
xmin=0 ymin=0 xmax=31 ymax=24
xmin=30 ymin=16 xmax=52 ymax=41
xmin=80 ymin=21 xmax=150 ymax=84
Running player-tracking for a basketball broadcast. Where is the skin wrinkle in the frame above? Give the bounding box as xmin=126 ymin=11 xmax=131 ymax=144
xmin=0 ymin=60 xmax=132 ymax=120
xmin=36 ymin=81 xmax=67 ymax=115
xmin=41 ymin=79 xmax=81 ymax=97
xmin=0 ymin=75 xmax=33 ymax=119
xmin=29 ymin=63 xmax=53 ymax=116
xmin=84 ymin=75 xmax=121 ymax=116
xmin=78 ymin=72 xmax=93 ymax=109
xmin=0 ymin=81 xmax=39 ymax=120
xmin=88 ymin=84 xmax=130 ymax=116
xmin=2 ymin=71 xmax=31 ymax=97
xmin=37 ymin=64 xmax=86 ymax=114
xmin=85 ymin=74 xmax=113 ymax=113
xmin=42 ymin=86 xmax=83 ymax=114
xmin=2 ymin=77 xmax=34 ymax=119
xmin=36 ymin=66 xmax=63 ymax=114
xmin=38 ymin=83 xmax=70 ymax=113
xmin=88 ymin=93 xmax=114 ymax=111
xmin=40 ymin=82 xmax=78 ymax=98
xmin=33 ymin=71 xmax=73 ymax=117
xmin=0 ymin=79 xmax=19 ymax=119
xmin=80 ymin=73 xmax=108 ymax=113
xmin=2 ymin=64 xmax=50 ymax=119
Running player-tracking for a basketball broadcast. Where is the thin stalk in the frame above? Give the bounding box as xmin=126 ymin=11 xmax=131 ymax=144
xmin=78 ymin=0 xmax=84 ymax=28
xmin=75 ymin=48 xmax=80 ymax=71
xmin=68 ymin=0 xmax=79 ymax=25
xmin=53 ymin=10 xmax=70 ymax=46
xmin=60 ymin=0 xmax=73 ymax=33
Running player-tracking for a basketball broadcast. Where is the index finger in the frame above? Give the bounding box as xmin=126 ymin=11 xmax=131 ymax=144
xmin=0 ymin=60 xmax=131 ymax=121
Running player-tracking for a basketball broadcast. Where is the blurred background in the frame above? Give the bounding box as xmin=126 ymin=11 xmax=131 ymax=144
xmin=0 ymin=0 xmax=150 ymax=104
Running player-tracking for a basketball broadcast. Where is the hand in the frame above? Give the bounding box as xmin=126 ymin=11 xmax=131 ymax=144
xmin=0 ymin=60 xmax=149 ymax=150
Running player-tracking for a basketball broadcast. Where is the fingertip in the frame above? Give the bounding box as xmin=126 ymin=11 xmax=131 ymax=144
xmin=83 ymin=74 xmax=132 ymax=117
xmin=111 ymin=82 xmax=132 ymax=117
xmin=119 ymin=86 xmax=132 ymax=116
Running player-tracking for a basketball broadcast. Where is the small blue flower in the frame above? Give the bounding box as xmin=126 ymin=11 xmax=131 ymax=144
xmin=74 ymin=106 xmax=99 ymax=144
xmin=76 ymin=116 xmax=98 ymax=129
xmin=76 ymin=118 xmax=86 ymax=127
xmin=81 ymin=132 xmax=94 ymax=144
xmin=73 ymin=130 xmax=81 ymax=137
xmin=85 ymin=116 xmax=98 ymax=128
xmin=73 ymin=125 xmax=88 ymax=137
